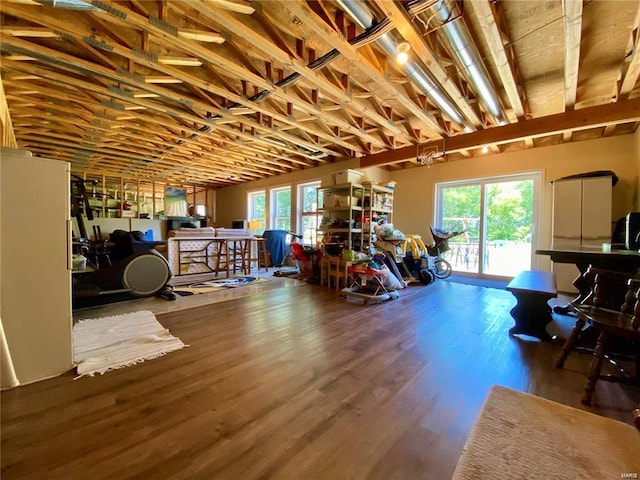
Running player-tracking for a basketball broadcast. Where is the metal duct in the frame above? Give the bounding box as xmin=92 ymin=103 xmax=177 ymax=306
xmin=336 ymin=0 xmax=466 ymax=125
xmin=422 ymin=0 xmax=504 ymax=119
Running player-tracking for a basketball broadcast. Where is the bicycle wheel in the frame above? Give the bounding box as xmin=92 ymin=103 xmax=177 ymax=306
xmin=433 ymin=258 xmax=452 ymax=279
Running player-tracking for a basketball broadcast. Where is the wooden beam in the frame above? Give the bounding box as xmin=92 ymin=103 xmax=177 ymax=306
xmin=620 ymin=7 xmax=640 ymax=98
xmin=360 ymin=99 xmax=640 ymax=167
xmin=466 ymin=0 xmax=525 ymax=120
xmin=563 ymin=0 xmax=583 ymax=110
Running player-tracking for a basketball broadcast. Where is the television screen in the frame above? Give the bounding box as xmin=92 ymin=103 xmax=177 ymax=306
xmin=231 ymin=220 xmax=247 ymax=229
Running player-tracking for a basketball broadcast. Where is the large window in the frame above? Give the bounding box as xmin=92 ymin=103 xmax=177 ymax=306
xmin=270 ymin=186 xmax=291 ymax=231
xmin=297 ymin=181 xmax=321 ymax=246
xmin=435 ymin=173 xmax=540 ymax=277
xmin=247 ymin=190 xmax=266 ymax=235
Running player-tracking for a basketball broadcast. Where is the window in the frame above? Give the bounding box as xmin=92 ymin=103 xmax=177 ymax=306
xmin=297 ymin=181 xmax=321 ymax=246
xmin=247 ymin=190 xmax=266 ymax=235
xmin=270 ymin=186 xmax=291 ymax=231
xmin=435 ymin=173 xmax=540 ymax=277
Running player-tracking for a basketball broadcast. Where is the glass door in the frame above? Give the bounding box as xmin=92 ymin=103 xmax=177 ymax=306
xmin=436 ymin=173 xmax=539 ymax=277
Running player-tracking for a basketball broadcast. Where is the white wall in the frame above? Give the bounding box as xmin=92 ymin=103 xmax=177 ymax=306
xmin=389 ymin=134 xmax=639 ymax=270
xmin=74 ymin=216 xmax=166 ymax=241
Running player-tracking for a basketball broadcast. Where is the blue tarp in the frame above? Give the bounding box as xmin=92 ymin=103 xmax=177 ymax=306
xmin=262 ymin=230 xmax=287 ymax=266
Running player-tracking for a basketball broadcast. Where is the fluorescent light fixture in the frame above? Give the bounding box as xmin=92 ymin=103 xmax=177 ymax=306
xmin=144 ymin=76 xmax=183 ymax=84
xmin=158 ymin=57 xmax=202 ymax=67
xmin=178 ymin=30 xmax=225 ymax=43
xmin=52 ymin=0 xmax=100 ymax=10
xmin=229 ymin=107 xmax=255 ymax=115
xmin=7 ymin=28 xmax=59 ymax=37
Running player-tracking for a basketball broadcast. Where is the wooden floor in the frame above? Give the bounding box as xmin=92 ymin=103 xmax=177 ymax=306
xmin=2 ymin=279 xmax=639 ymax=479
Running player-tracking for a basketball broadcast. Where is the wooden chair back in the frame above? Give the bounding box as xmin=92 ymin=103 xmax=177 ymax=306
xmin=583 ymin=267 xmax=638 ymax=310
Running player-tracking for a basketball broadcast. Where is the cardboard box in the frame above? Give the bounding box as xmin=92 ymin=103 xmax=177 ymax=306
xmin=333 ymin=169 xmax=364 ymax=185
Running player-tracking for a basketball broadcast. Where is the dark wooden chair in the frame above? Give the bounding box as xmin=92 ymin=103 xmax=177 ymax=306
xmin=572 ymin=275 xmax=640 ymax=407
xmin=554 ymin=267 xmax=636 ymax=368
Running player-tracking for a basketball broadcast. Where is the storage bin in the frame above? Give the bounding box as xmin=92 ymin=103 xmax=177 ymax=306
xmin=333 ymin=169 xmax=364 ymax=185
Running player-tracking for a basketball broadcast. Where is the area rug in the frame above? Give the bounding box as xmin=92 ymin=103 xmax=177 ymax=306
xmin=452 ymin=385 xmax=640 ymax=479
xmin=73 ymin=310 xmax=185 ymax=377
xmin=173 ymin=276 xmax=267 ymax=296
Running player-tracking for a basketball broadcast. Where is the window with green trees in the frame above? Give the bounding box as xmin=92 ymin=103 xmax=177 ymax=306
xmin=271 ymin=186 xmax=291 ymax=231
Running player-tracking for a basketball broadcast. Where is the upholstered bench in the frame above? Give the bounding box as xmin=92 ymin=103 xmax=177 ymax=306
xmin=506 ymin=270 xmax=557 ymax=341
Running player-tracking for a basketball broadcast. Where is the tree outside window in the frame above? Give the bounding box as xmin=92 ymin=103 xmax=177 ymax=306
xmin=298 ymin=181 xmax=321 ymax=245
xmin=271 ymin=186 xmax=291 ymax=231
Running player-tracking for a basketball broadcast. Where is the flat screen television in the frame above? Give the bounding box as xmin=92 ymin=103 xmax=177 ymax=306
xmin=231 ymin=219 xmax=248 ymax=229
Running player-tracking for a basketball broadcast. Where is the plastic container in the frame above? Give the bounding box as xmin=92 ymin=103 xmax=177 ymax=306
xmin=334 ymin=169 xmax=364 ymax=185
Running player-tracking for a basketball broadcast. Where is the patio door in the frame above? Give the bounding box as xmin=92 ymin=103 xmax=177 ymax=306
xmin=435 ymin=173 xmax=540 ymax=277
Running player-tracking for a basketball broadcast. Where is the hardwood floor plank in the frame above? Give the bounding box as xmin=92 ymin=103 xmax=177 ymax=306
xmin=2 ymin=280 xmax=638 ymax=479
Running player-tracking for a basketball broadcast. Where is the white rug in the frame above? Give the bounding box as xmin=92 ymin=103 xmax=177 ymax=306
xmin=452 ymin=385 xmax=640 ymax=479
xmin=73 ymin=310 xmax=185 ymax=377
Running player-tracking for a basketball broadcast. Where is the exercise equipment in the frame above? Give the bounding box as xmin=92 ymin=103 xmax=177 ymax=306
xmin=73 ymin=249 xmax=175 ymax=308
xmin=70 ymin=176 xmax=175 ymax=308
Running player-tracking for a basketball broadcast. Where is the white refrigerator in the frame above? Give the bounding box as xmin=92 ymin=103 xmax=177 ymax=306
xmin=551 ymin=176 xmax=612 ymax=292
xmin=1 ymin=147 xmax=73 ymax=387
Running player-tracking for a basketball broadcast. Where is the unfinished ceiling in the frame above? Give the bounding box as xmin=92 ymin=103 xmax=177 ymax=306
xmin=2 ymin=0 xmax=640 ymax=188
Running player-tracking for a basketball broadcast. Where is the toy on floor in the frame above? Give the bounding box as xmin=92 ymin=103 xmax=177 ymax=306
xmin=340 ymin=253 xmax=401 ymax=304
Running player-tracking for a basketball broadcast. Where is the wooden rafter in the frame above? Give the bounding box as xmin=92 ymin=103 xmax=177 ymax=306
xmin=619 ymin=7 xmax=640 ymax=99
xmin=563 ymin=0 xmax=583 ymax=110
xmin=0 ymin=0 xmax=637 ymax=187
xmin=466 ymin=0 xmax=525 ymax=121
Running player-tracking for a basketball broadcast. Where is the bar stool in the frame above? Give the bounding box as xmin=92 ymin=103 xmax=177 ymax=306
xmin=248 ymin=237 xmax=269 ymax=272
xmin=214 ymin=239 xmax=230 ymax=278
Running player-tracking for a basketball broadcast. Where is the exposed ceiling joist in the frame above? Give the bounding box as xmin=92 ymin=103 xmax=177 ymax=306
xmin=0 ymin=0 xmax=638 ymax=187
xmin=563 ymin=0 xmax=583 ymax=110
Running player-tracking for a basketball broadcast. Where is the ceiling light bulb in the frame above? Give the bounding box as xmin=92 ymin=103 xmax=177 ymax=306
xmin=396 ymin=42 xmax=411 ymax=65
xmin=482 ymin=146 xmax=489 ymax=154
